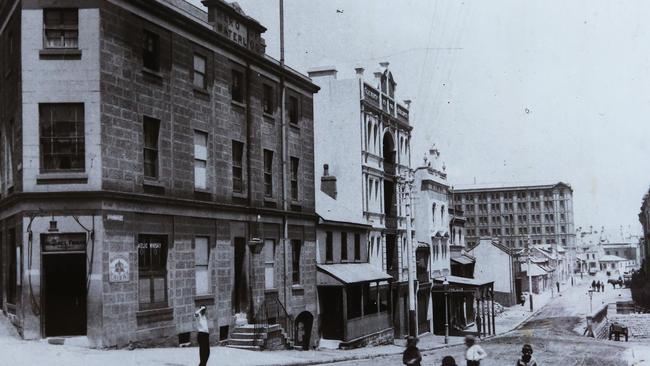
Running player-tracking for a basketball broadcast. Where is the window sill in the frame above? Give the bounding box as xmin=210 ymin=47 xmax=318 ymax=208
xmin=193 ymin=87 xmax=210 ymax=98
xmin=232 ymin=191 xmax=246 ymax=199
xmin=136 ymin=307 xmax=173 ymax=326
xmin=291 ymin=285 xmax=304 ymax=293
xmin=263 ymin=113 xmax=275 ymax=122
xmin=39 ymin=48 xmax=82 ymax=60
xmin=143 ymin=178 xmax=165 ymax=187
xmin=194 ymin=295 xmax=215 ymax=306
xmin=37 ymin=172 xmax=88 ymax=185
xmin=289 ymin=123 xmax=300 ymax=130
xmin=231 ymin=100 xmax=246 ymax=109
xmin=142 ymin=67 xmax=163 ymax=81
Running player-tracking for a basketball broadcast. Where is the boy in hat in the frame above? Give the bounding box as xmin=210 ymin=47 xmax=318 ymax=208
xmin=403 ymin=336 xmax=422 ymax=366
xmin=464 ymin=335 xmax=487 ymax=366
xmin=515 ymin=344 xmax=538 ymax=366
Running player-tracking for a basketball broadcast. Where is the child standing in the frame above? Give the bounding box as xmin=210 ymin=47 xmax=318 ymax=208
xmin=464 ymin=335 xmax=487 ymax=366
xmin=195 ymin=306 xmax=210 ymax=366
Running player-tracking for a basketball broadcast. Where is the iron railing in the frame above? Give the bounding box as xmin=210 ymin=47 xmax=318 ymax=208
xmin=252 ymin=297 xmax=294 ymax=348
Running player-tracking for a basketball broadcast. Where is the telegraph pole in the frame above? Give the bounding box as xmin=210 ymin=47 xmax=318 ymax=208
xmin=399 ymin=172 xmax=417 ymax=337
xmin=527 ymin=235 xmax=534 ymax=312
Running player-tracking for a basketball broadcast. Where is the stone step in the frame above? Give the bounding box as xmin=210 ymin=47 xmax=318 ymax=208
xmin=231 ymin=332 xmax=267 ymax=340
xmin=226 ymin=344 xmax=262 ymax=351
xmin=227 ymin=338 xmax=264 ymax=347
xmin=232 ymin=324 xmax=281 ymax=333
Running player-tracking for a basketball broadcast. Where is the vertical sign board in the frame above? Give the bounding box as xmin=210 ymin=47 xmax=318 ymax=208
xmin=363 ymin=83 xmax=380 ymax=108
xmin=109 ymin=253 xmax=130 ymax=283
xmin=41 ymin=233 xmax=86 ymax=252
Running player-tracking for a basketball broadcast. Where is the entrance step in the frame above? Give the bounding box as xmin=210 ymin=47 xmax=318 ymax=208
xmin=46 ymin=336 xmax=89 ymax=347
xmin=47 ymin=338 xmax=65 ymax=345
xmin=227 ymin=324 xmax=287 ymax=351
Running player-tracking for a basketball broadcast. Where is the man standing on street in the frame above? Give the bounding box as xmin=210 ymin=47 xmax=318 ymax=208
xmin=556 ymin=281 xmax=560 ymax=293
xmin=195 ymin=306 xmax=210 ymax=366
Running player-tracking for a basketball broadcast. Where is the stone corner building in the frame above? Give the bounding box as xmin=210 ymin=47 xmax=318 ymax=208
xmin=0 ymin=0 xmax=319 ymax=349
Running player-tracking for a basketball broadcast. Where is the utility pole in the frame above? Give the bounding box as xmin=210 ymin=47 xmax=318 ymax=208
xmin=527 ymin=235 xmax=534 ymax=312
xmin=399 ymin=172 xmax=417 ymax=337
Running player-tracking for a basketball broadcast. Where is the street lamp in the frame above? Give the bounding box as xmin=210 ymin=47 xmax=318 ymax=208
xmin=588 ymin=289 xmax=594 ymax=313
xmin=398 ymin=172 xmax=417 ymax=337
xmin=443 ymin=277 xmax=450 ymax=344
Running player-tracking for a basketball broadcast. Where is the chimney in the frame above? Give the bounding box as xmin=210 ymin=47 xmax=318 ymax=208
xmin=307 ymin=66 xmax=337 ymax=80
xmin=355 ymin=66 xmax=365 ymax=78
xmin=373 ymin=71 xmax=382 ymax=87
xmin=404 ymin=99 xmax=412 ymax=109
xmin=379 ymin=61 xmax=390 ymax=69
xmin=320 ymin=164 xmax=337 ymax=199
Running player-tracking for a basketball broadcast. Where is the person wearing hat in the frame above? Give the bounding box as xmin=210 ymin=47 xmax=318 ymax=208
xmin=515 ymin=344 xmax=538 ymax=366
xmin=402 ymin=336 xmax=422 ymax=366
xmin=441 ymin=355 xmax=458 ymax=366
xmin=464 ymin=335 xmax=487 ymax=366
xmin=194 ymin=305 xmax=210 ymax=366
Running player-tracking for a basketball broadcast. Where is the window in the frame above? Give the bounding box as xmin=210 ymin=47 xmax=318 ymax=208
xmin=291 ymin=240 xmax=301 ymax=284
xmin=39 ymin=103 xmax=85 ymax=172
xmin=43 ymin=9 xmax=78 ymax=49
xmin=288 ymin=95 xmax=299 ymax=125
xmin=432 ymin=203 xmax=436 ymax=224
xmin=193 ymin=53 xmax=207 ymax=89
xmin=291 ymin=157 xmax=299 ymax=200
xmin=138 ymin=234 xmax=168 ymax=309
xmin=143 ymin=30 xmax=160 ymax=71
xmin=341 ymin=232 xmax=348 ymax=261
xmin=263 ymin=83 xmax=275 ymax=114
xmin=194 ymin=237 xmax=210 ymax=295
xmin=143 ymin=116 xmax=160 ymax=178
xmin=7 ymin=229 xmax=16 ymax=305
xmin=325 ymin=231 xmax=333 ymax=262
xmin=354 ymin=234 xmax=361 ymax=261
xmin=232 ymin=140 xmax=244 ymax=193
xmin=193 ymin=131 xmax=208 ymax=189
xmin=231 ymin=69 xmax=244 ymax=103
xmin=263 ymin=149 xmax=273 ymax=197
xmin=264 ymin=239 xmax=276 ymax=289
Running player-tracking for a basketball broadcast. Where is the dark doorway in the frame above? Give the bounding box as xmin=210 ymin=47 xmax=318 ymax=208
xmin=417 ymin=289 xmax=430 ymax=334
xmin=386 ymin=235 xmax=397 ymax=278
xmin=233 ymin=237 xmax=248 ymax=314
xmin=318 ymin=287 xmax=343 ymax=340
xmin=43 ymin=253 xmax=86 ymax=337
xmin=294 ymin=311 xmax=314 ymax=350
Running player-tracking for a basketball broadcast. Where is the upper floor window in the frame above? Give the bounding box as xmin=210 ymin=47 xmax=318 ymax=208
xmin=143 ymin=116 xmax=160 ymax=178
xmin=263 ymin=83 xmax=275 ymax=115
xmin=143 ymin=30 xmax=160 ymax=71
xmin=44 ymin=9 xmax=78 ymax=49
xmin=193 ymin=130 xmax=208 ymax=189
xmin=290 ymin=157 xmax=299 ymax=201
xmin=288 ymin=95 xmax=300 ymax=126
xmin=39 ymin=103 xmax=85 ymax=173
xmin=193 ymin=54 xmax=207 ymax=90
xmin=354 ymin=234 xmax=361 ymax=261
xmin=292 ymin=239 xmax=301 ymax=284
xmin=231 ymin=69 xmax=244 ymax=103
xmin=194 ymin=236 xmax=210 ymax=295
xmin=432 ymin=203 xmax=436 ymax=224
xmin=341 ymin=232 xmax=348 ymax=261
xmin=325 ymin=231 xmax=333 ymax=262
xmin=263 ymin=150 xmax=274 ymax=198
xmin=232 ymin=140 xmax=244 ymax=193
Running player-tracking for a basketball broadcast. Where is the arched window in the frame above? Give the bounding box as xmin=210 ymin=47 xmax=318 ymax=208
xmin=432 ymin=203 xmax=437 ymax=224
xmin=441 ymin=205 xmax=445 ymax=221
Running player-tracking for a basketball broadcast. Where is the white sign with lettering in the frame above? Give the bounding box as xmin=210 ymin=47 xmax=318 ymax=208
xmin=109 ymin=253 xmax=129 ymax=283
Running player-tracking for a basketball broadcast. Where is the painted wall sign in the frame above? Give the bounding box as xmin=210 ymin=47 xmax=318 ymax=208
xmin=213 ymin=10 xmax=265 ymax=54
xmin=363 ymin=83 xmax=380 ymax=107
xmin=109 ymin=253 xmax=129 ymax=283
xmin=41 ymin=233 xmax=86 ymax=252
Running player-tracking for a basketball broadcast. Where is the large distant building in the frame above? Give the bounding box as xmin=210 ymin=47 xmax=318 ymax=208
xmin=453 ymin=182 xmax=576 ymax=251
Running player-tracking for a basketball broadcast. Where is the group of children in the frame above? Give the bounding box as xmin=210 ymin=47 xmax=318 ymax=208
xmin=403 ymin=335 xmax=538 ymax=366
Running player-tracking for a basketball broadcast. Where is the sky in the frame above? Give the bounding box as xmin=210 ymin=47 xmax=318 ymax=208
xmin=188 ymin=0 xmax=650 ymax=233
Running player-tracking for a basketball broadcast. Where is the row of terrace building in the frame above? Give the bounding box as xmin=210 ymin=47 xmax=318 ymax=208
xmin=0 ymin=0 xmax=577 ymax=351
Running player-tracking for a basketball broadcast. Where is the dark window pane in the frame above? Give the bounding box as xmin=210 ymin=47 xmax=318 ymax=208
xmin=325 ymin=232 xmax=333 ymax=262
xmin=39 ymin=103 xmax=85 ymax=172
xmin=288 ymin=96 xmax=299 ymax=125
xmin=143 ymin=31 xmax=160 ymax=71
xmin=263 ymin=84 xmax=274 ymax=114
xmin=292 ymin=240 xmax=301 ymax=284
xmin=143 ymin=117 xmax=159 ymax=178
xmin=231 ymin=69 xmax=244 ymax=103
xmin=264 ymin=150 xmax=273 ymax=197
xmin=43 ymin=9 xmax=78 ymax=49
xmin=232 ymin=140 xmax=244 ymax=193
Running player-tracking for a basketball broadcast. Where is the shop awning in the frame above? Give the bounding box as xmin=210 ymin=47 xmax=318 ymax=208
xmin=525 ymin=263 xmax=549 ymax=277
xmin=451 ymin=255 xmax=475 ymax=265
xmin=317 ymin=263 xmax=392 ymax=285
xmin=432 ymin=275 xmax=492 ymax=287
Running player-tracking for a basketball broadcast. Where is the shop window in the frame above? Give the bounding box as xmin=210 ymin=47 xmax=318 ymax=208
xmin=291 ymin=239 xmax=301 ymax=284
xmin=143 ymin=116 xmax=160 ymax=179
xmin=231 ymin=69 xmax=244 ymax=103
xmin=193 ymin=130 xmax=208 ymax=189
xmin=263 ymin=150 xmax=273 ymax=197
xmin=39 ymin=103 xmax=85 ymax=173
xmin=347 ymin=284 xmax=362 ymax=319
xmin=232 ymin=140 xmax=244 ymax=193
xmin=194 ymin=236 xmax=210 ymax=295
xmin=138 ymin=234 xmax=168 ymax=309
xmin=192 ymin=53 xmax=207 ymax=89
xmin=290 ymin=157 xmax=299 ymax=201
xmin=363 ymin=284 xmax=379 ymax=315
xmin=43 ymin=8 xmax=78 ymax=49
xmin=143 ymin=30 xmax=160 ymax=71
xmin=341 ymin=232 xmax=348 ymax=261
xmin=264 ymin=239 xmax=276 ymax=290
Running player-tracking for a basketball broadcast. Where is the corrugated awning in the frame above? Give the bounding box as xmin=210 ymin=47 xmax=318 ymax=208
xmin=451 ymin=255 xmax=475 ymax=265
xmin=317 ymin=263 xmax=392 ymax=285
xmin=433 ymin=275 xmax=492 ymax=287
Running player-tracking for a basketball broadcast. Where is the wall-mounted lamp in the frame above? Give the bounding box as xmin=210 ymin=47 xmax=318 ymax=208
xmin=48 ymin=215 xmax=58 ymax=232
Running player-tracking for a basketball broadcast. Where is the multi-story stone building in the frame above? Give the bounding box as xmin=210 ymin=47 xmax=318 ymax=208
xmin=640 ymin=189 xmax=650 ymax=264
xmin=0 ymin=0 xmax=319 ymax=349
xmin=454 ymin=182 xmax=576 ymax=254
xmin=309 ymin=63 xmax=414 ymax=338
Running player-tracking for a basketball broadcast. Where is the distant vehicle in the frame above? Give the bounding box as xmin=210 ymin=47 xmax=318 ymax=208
xmin=609 ymin=322 xmax=628 ymax=341
xmin=608 ymin=278 xmax=624 ymax=288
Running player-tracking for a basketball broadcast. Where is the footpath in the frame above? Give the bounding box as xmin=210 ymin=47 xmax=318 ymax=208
xmin=0 ymin=284 xmax=569 ymax=366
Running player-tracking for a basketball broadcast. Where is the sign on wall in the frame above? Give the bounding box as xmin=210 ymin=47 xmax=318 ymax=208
xmin=109 ymin=253 xmax=130 ymax=283
xmin=41 ymin=233 xmax=86 ymax=252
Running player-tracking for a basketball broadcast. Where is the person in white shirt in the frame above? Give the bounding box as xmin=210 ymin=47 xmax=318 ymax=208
xmin=464 ymin=335 xmax=487 ymax=366
xmin=195 ymin=306 xmax=210 ymax=366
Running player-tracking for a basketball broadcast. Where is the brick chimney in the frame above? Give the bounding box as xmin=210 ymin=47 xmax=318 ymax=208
xmin=320 ymin=164 xmax=337 ymax=199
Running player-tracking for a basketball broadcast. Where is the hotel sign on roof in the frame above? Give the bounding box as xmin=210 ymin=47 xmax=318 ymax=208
xmin=205 ymin=0 xmax=266 ymax=55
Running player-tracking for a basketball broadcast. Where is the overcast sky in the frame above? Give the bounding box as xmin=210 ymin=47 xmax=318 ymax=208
xmin=189 ymin=0 xmax=650 ymax=233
